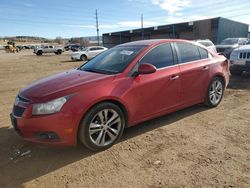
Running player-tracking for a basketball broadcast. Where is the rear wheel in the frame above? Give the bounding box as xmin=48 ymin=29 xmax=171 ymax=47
xmin=204 ymin=77 xmax=224 ymax=107
xmin=80 ymin=55 xmax=87 ymax=61
xmin=78 ymin=102 xmax=125 ymax=151
xmin=36 ymin=51 xmax=42 ymax=56
xmin=57 ymin=50 xmax=62 ymax=55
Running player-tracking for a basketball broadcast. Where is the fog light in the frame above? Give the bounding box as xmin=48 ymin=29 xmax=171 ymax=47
xmin=34 ymin=132 xmax=59 ymax=141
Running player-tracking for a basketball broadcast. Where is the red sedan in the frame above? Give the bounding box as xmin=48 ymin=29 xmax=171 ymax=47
xmin=11 ymin=39 xmax=230 ymax=151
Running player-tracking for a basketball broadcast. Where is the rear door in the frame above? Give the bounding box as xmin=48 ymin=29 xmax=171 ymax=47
xmin=88 ymin=47 xmax=98 ymax=58
xmin=129 ymin=43 xmax=181 ymax=121
xmin=175 ymin=42 xmax=210 ymax=105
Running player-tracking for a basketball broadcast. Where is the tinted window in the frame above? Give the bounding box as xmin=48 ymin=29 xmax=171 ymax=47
xmin=198 ymin=47 xmax=208 ymax=59
xmin=140 ymin=43 xmax=174 ymax=69
xmin=177 ymin=43 xmax=201 ymax=63
xmin=96 ymin=47 xmax=104 ymax=50
xmin=220 ymin=38 xmax=239 ymax=45
xmin=89 ymin=48 xmax=96 ymax=51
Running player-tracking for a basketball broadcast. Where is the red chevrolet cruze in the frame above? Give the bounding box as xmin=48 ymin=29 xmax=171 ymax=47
xmin=11 ymin=39 xmax=229 ymax=150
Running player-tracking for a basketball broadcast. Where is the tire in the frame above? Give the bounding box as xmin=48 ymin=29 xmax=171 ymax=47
xmin=36 ymin=51 xmax=42 ymax=56
xmin=57 ymin=50 xmax=62 ymax=55
xmin=204 ymin=77 xmax=225 ymax=107
xmin=78 ymin=102 xmax=125 ymax=151
xmin=230 ymin=70 xmax=242 ymax=76
xmin=80 ymin=55 xmax=87 ymax=61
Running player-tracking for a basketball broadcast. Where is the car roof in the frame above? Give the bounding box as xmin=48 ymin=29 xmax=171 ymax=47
xmin=117 ymin=39 xmax=192 ymax=47
xmin=87 ymin=46 xmax=106 ymax=48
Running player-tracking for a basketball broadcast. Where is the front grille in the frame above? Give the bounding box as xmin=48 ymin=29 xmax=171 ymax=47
xmin=216 ymin=48 xmax=225 ymax=52
xmin=13 ymin=105 xmax=25 ymax=117
xmin=239 ymin=52 xmax=250 ymax=59
xmin=18 ymin=95 xmax=30 ymax=103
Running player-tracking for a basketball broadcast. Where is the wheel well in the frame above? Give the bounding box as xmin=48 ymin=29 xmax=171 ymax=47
xmin=76 ymin=99 xmax=129 ymax=144
xmin=214 ymin=75 xmax=225 ymax=87
xmin=81 ymin=54 xmax=87 ymax=59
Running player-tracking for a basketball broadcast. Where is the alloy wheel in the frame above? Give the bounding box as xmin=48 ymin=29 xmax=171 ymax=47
xmin=209 ymin=80 xmax=223 ymax=105
xmin=89 ymin=109 xmax=121 ymax=146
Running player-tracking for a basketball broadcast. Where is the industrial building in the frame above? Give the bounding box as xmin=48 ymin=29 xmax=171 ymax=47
xmin=102 ymin=17 xmax=249 ymax=48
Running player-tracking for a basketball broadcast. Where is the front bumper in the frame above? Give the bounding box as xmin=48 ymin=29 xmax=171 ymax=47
xmin=10 ymin=105 xmax=78 ymax=146
xmin=230 ymin=60 xmax=250 ymax=71
xmin=71 ymin=55 xmax=80 ymax=61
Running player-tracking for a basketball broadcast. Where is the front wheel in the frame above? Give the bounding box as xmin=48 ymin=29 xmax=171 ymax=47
xmin=204 ymin=77 xmax=225 ymax=107
xmin=78 ymin=102 xmax=125 ymax=151
xmin=36 ymin=51 xmax=42 ymax=56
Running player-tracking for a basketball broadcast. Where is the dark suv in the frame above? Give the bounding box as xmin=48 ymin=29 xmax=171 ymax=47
xmin=216 ymin=38 xmax=250 ymax=59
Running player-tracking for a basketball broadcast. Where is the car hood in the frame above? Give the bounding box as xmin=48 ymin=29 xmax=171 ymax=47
xmin=20 ymin=69 xmax=114 ymax=102
xmin=234 ymin=44 xmax=250 ymax=51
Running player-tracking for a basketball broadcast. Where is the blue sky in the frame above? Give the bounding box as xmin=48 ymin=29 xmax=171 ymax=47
xmin=0 ymin=0 xmax=250 ymax=38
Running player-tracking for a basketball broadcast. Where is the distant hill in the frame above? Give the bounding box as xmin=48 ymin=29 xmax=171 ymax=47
xmin=1 ymin=36 xmax=53 ymax=43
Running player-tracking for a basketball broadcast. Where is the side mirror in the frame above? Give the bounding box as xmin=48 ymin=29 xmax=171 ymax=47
xmin=138 ymin=63 xmax=157 ymax=75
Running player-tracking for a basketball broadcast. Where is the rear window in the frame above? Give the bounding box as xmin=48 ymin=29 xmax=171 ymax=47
xmin=176 ymin=43 xmax=201 ymax=63
xmin=199 ymin=41 xmax=213 ymax=47
xmin=198 ymin=47 xmax=208 ymax=59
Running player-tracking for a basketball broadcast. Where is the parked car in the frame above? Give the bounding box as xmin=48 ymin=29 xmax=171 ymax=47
xmin=34 ymin=45 xmax=64 ymax=56
xmin=216 ymin=38 xmax=250 ymax=59
xmin=64 ymin=44 xmax=72 ymax=51
xmin=71 ymin=44 xmax=84 ymax=52
xmin=195 ymin=39 xmax=217 ymax=53
xmin=71 ymin=46 xmax=108 ymax=61
xmin=230 ymin=44 xmax=250 ymax=76
xmin=10 ymin=39 xmax=229 ymax=151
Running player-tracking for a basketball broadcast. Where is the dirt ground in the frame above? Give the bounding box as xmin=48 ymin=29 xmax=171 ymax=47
xmin=0 ymin=50 xmax=249 ymax=188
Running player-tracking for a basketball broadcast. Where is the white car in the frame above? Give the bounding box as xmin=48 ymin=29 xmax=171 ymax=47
xmin=195 ymin=39 xmax=217 ymax=53
xmin=71 ymin=46 xmax=108 ymax=61
xmin=34 ymin=45 xmax=64 ymax=56
xmin=230 ymin=45 xmax=250 ymax=76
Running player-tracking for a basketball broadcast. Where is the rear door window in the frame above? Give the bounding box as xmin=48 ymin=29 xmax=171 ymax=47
xmin=176 ymin=43 xmax=201 ymax=63
xmin=140 ymin=43 xmax=174 ymax=69
xmin=198 ymin=47 xmax=208 ymax=59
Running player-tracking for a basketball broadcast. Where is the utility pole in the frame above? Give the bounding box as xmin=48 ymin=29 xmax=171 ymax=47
xmin=141 ymin=13 xmax=144 ymax=40
xmin=95 ymin=9 xmax=100 ymax=46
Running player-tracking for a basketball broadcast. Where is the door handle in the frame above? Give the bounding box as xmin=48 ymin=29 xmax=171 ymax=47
xmin=202 ymin=66 xmax=209 ymax=71
xmin=170 ymin=75 xmax=179 ymax=80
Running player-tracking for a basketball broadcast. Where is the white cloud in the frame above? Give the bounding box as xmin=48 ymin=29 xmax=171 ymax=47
xmin=165 ymin=15 xmax=210 ymax=23
xmin=62 ymin=21 xmax=159 ymax=30
xmin=152 ymin=0 xmax=190 ymax=13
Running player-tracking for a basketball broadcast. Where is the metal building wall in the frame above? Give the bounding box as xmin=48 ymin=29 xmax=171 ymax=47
xmin=217 ymin=17 xmax=248 ymax=44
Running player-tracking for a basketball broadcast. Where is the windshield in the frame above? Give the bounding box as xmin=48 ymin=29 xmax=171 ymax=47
xmin=220 ymin=38 xmax=239 ymax=45
xmin=79 ymin=45 xmax=146 ymax=74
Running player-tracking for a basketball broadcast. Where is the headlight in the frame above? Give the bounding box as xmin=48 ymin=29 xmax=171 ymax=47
xmin=32 ymin=96 xmax=68 ymax=115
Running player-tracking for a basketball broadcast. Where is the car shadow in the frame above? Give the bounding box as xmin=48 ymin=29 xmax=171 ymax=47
xmin=227 ymin=72 xmax=250 ymax=90
xmin=0 ymin=105 xmax=208 ymax=188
